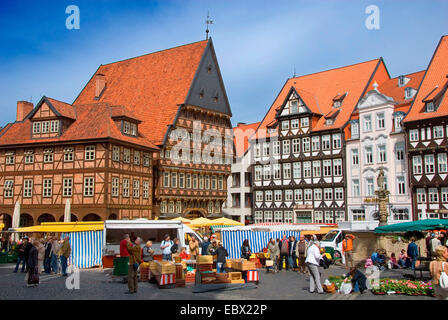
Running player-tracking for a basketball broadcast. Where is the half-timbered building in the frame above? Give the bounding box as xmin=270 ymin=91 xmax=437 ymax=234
xmin=250 ymin=59 xmax=390 ymax=224
xmin=403 ymin=35 xmax=448 ymax=220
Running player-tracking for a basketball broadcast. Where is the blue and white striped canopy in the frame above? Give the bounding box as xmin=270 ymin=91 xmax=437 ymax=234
xmin=221 ymin=230 xmax=301 ymax=259
xmin=61 ymin=230 xmax=104 ymax=269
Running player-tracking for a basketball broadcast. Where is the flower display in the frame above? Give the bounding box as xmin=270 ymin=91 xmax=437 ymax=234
xmin=371 ymin=278 xmax=435 ymax=296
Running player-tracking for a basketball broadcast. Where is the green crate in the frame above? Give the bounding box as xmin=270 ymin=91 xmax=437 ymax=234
xmin=113 ymin=257 xmax=129 ymax=276
xmin=7 ymin=253 xmax=18 ymax=263
xmin=0 ymin=253 xmax=8 ymax=264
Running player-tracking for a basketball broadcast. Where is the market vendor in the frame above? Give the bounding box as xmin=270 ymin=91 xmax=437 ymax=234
xmin=207 ymin=239 xmax=219 ymax=257
xmin=346 ymin=267 xmax=367 ymax=294
xmin=120 ymin=234 xmax=130 ymax=257
xmin=142 ymin=241 xmax=154 ymax=262
xmin=179 ymin=247 xmax=190 ymax=260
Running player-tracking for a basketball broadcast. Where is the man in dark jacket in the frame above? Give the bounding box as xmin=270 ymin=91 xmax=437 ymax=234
xmin=407 ymin=237 xmax=419 ymax=270
xmin=201 ymin=237 xmax=211 ymax=255
xmin=289 ymin=236 xmax=298 ymax=271
xmin=23 ymin=237 xmax=33 ymax=271
xmin=346 ymin=267 xmax=367 ymax=294
xmin=278 ymin=235 xmax=290 ymax=271
xmin=216 ymin=241 xmax=228 ymax=273
xmin=13 ymin=239 xmax=27 ymax=273
xmin=43 ymin=238 xmax=52 ymax=274
xmin=27 ymin=240 xmax=39 ymax=287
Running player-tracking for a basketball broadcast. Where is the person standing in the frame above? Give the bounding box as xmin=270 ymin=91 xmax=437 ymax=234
xmin=201 ymin=236 xmax=211 ymax=256
xmin=342 ymin=234 xmax=356 ymax=269
xmin=59 ymin=236 xmax=71 ymax=276
xmin=13 ymin=239 xmax=26 ymax=273
xmin=142 ymin=241 xmax=154 ymax=262
xmin=160 ymin=234 xmax=173 ymax=261
xmin=26 ymin=240 xmax=40 ymax=287
xmin=431 ymin=233 xmax=442 ymax=259
xmin=305 ymin=240 xmax=324 ymax=294
xmin=23 ymin=237 xmax=33 ymax=272
xmin=171 ymin=238 xmax=180 ymax=255
xmin=295 ymin=235 xmax=309 ymax=274
xmin=50 ymin=237 xmax=60 ymax=274
xmin=125 ymin=237 xmax=142 ymax=294
xmin=430 ymin=245 xmax=448 ymax=300
xmin=37 ymin=239 xmax=45 ymax=274
xmin=43 ymin=238 xmax=52 ymax=274
xmin=189 ymin=236 xmax=199 ymax=260
xmin=407 ymin=237 xmax=419 ymax=270
xmin=288 ymin=236 xmax=298 ymax=271
xmin=216 ymin=241 xmax=228 ymax=273
xmin=278 ymin=235 xmax=290 ymax=271
xmin=267 ymin=238 xmax=280 ymax=273
xmin=120 ymin=234 xmax=130 ymax=257
xmin=241 ymin=239 xmax=251 ymax=260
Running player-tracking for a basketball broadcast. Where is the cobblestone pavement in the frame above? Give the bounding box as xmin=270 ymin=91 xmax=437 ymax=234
xmin=0 ymin=263 xmax=433 ymax=300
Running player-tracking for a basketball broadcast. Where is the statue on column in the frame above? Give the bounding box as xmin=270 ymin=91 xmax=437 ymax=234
xmin=377 ymin=168 xmax=385 ymax=191
xmin=375 ymin=168 xmax=390 ymax=226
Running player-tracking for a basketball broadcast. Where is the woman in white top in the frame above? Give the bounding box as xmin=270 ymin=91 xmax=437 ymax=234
xmin=305 ymin=241 xmax=324 ymax=294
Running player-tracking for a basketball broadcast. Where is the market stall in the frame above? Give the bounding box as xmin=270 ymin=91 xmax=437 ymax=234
xmin=374 ymin=219 xmax=448 ymax=233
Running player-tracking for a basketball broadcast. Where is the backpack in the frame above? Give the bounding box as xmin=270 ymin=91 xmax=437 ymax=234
xmin=439 ymin=262 xmax=448 ymax=289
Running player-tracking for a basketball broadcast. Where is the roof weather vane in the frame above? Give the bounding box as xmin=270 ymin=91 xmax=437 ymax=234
xmin=205 ymin=12 xmax=213 ymax=40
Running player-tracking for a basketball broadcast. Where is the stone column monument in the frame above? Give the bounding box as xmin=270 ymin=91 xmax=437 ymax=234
xmin=375 ymin=168 xmax=390 ymax=227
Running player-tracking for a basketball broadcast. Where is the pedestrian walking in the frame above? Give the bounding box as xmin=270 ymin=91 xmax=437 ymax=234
xmin=50 ymin=236 xmax=60 ymax=274
xmin=267 ymin=238 xmax=280 ymax=273
xmin=125 ymin=237 xmax=142 ymax=294
xmin=305 ymin=240 xmax=324 ymax=294
xmin=26 ymin=240 xmax=40 ymax=287
xmin=23 ymin=237 xmax=33 ymax=271
xmin=278 ymin=235 xmax=290 ymax=271
xmin=295 ymin=235 xmax=309 ymax=274
xmin=288 ymin=236 xmax=298 ymax=271
xmin=59 ymin=236 xmax=71 ymax=276
xmin=407 ymin=237 xmax=419 ymax=270
xmin=216 ymin=241 xmax=228 ymax=273
xmin=142 ymin=241 xmax=154 ymax=262
xmin=241 ymin=239 xmax=251 ymax=259
xmin=201 ymin=236 xmax=211 ymax=256
xmin=13 ymin=238 xmax=27 ymax=273
xmin=37 ymin=239 xmax=45 ymax=274
xmin=160 ymin=234 xmax=173 ymax=261
xmin=189 ymin=236 xmax=199 ymax=260
xmin=342 ymin=234 xmax=356 ymax=269
xmin=44 ymin=237 xmax=52 ymax=274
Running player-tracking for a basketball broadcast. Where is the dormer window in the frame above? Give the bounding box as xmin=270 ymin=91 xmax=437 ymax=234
xmin=332 ymin=93 xmax=346 ymax=108
xmin=426 ymin=101 xmax=435 ymax=112
xmin=405 ymin=87 xmax=414 ymax=99
xmin=123 ymin=121 xmax=131 ymax=134
xmin=122 ymin=121 xmax=138 ymax=136
xmin=42 ymin=121 xmax=50 ymax=133
xmin=290 ymin=100 xmax=298 ymax=114
xmin=33 ymin=122 xmax=41 ymax=134
xmin=300 ymin=117 xmax=309 ymax=128
xmin=50 ymin=120 xmax=59 ymax=133
xmin=325 ymin=119 xmax=334 ymax=126
xmin=398 ymin=75 xmax=405 ymax=87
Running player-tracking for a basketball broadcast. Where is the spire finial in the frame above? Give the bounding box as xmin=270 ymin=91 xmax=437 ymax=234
xmin=293 ymin=66 xmax=296 ymax=78
xmin=205 ymin=12 xmax=213 ymax=40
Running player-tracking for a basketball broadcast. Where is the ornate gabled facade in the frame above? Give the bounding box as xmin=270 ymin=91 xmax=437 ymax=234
xmin=403 ymin=35 xmax=448 ymax=220
xmin=250 ymin=58 xmax=390 ymax=224
xmin=345 ymin=70 xmax=424 ymax=228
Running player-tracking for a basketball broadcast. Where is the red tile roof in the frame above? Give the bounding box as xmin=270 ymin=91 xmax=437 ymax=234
xmin=0 ymin=100 xmax=158 ymax=150
xmin=73 ymin=40 xmax=209 ymax=145
xmin=255 ymin=58 xmax=385 ymax=139
xmin=404 ymin=35 xmax=448 ymax=123
xmin=233 ymin=122 xmax=260 ymax=157
xmin=46 ymin=97 xmax=76 ymax=119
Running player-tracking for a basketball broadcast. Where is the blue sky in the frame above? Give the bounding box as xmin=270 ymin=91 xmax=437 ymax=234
xmin=1 ymin=0 xmax=448 ymax=126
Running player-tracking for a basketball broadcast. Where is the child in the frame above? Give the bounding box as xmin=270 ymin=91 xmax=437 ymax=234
xmin=389 ymin=253 xmax=400 ymax=269
xmin=179 ymin=247 xmax=190 ymax=260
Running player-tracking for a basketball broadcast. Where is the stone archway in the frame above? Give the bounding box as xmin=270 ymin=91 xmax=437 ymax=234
xmin=82 ymin=213 xmax=101 ymax=221
xmin=37 ymin=213 xmax=56 ymax=224
xmin=58 ymin=214 xmax=78 ymax=222
xmin=19 ymin=214 xmax=34 ymax=227
xmin=0 ymin=213 xmax=12 ymax=230
xmin=184 ymin=209 xmax=207 ymax=219
xmin=108 ymin=213 xmax=118 ymax=220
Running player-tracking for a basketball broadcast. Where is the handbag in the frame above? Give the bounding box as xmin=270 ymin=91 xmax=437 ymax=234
xmin=439 ymin=262 xmax=448 ymax=289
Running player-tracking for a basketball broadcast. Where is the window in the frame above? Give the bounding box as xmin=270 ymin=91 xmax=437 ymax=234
xmin=282 ymin=121 xmax=289 ymax=130
xmin=284 ymin=211 xmax=293 ymax=223
xmin=322 ymin=135 xmax=331 ymax=150
xmin=393 ymin=209 xmax=410 ymax=221
xmin=265 ymin=191 xmax=273 ymax=202
xmin=426 ymin=102 xmax=435 ymax=112
xmin=301 ymin=117 xmax=309 ymax=128
xmin=335 ymin=211 xmax=345 ymax=223
xmin=198 ymin=175 xmax=203 ymax=190
xmin=416 ymin=189 xmax=426 ymax=203
xmin=50 ymin=120 xmax=59 ymax=133
xmin=32 ymin=122 xmax=41 ymax=134
xmin=378 ymin=145 xmax=387 ymax=163
xmin=351 ymin=121 xmax=359 ymax=137
xmin=254 ymin=144 xmax=261 ymax=158
xmin=134 ymin=150 xmax=140 ymax=165
xmin=394 ymin=114 xmax=403 ymax=131
xmin=291 ymin=119 xmax=299 ymax=129
xmin=442 ymin=188 xmax=448 ymax=203
xmin=352 ymin=179 xmax=360 ymax=197
xmin=314 ymin=188 xmax=322 ymax=201
xmin=133 ymin=180 xmax=140 ymax=198
xmin=43 ymin=179 xmax=52 ymax=197
xmin=439 ymin=153 xmax=447 ymax=173
xmin=43 ymin=149 xmax=53 ymax=163
xmin=292 ymin=138 xmax=300 ymax=153
xmin=163 ymin=172 xmax=170 ymax=187
xmin=111 ymin=177 xmax=119 ymax=197
xmin=314 ymin=211 xmax=323 ymax=223
xmin=376 ymin=113 xmax=385 ymax=130
xmin=122 ymin=179 xmax=130 ymax=197
xmin=363 ymin=115 xmax=372 ymax=132
xmin=254 ymin=211 xmax=263 ymax=224
xmin=42 ymin=121 xmax=50 ymax=133
xmin=312 ymin=136 xmax=320 ymax=151
xmin=84 ymin=177 xmax=94 ymax=197
xmin=333 ymin=159 xmax=342 ymax=176
xmin=168 ymin=201 xmax=174 ymax=213
xmin=212 ymin=175 xmax=217 ymax=190
xmin=178 ymin=173 xmax=185 ymax=188
xmin=427 ymin=127 xmax=432 ymax=140
xmin=254 ymin=166 xmax=262 ymax=181
xmin=160 ymin=201 xmax=167 ymax=213
xmin=352 ymin=149 xmax=359 ymax=165
xmin=333 ymin=134 xmax=341 ymax=149
xmin=410 ymin=129 xmax=419 ymax=142
xmin=294 ymin=189 xmax=302 ymax=201
xmin=23 ymin=179 xmax=33 ymax=198
xmin=262 ymin=143 xmax=270 ymax=157
xmin=397 ymin=176 xmax=406 ymax=195
xmin=312 ymin=161 xmax=321 ymax=177
xmin=112 ymin=146 xmax=120 ymax=161
xmin=273 ymin=141 xmax=280 ymax=155
xmin=143 ymin=153 xmax=150 ymax=167
xmin=123 ymin=149 xmax=131 ymax=163
xmin=123 ymin=121 xmax=131 ymax=134
xmin=425 ymin=154 xmax=435 ymax=174
xmin=302 ymin=137 xmax=310 ymax=152
xmin=366 ymin=178 xmax=374 ymax=196
xmin=63 ymin=178 xmax=73 ymax=197
xmin=273 ymin=164 xmax=281 ymax=179
xmin=304 ymin=189 xmax=312 ymax=201
xmin=434 ymin=126 xmax=444 ymax=139
xmin=171 ymin=172 xmax=178 ymax=188
xmin=85 ymin=145 xmax=95 ymax=161
xmin=3 ymin=180 xmax=14 ymax=198
xmin=283 ymin=163 xmax=291 ymax=179
xmin=282 ymin=140 xmax=290 ymax=155
xmin=324 ymin=188 xmax=333 ymax=200
xmin=274 ymin=190 xmax=282 ymax=202
xmin=352 ymin=209 xmax=366 ymax=221
xmin=185 ymin=174 xmax=191 ymax=189
xmin=325 ymin=211 xmax=334 ymax=224
xmin=293 ymin=162 xmax=301 ymax=179
xmin=290 ymin=100 xmax=298 ymax=113
xmin=429 ymin=188 xmax=439 ymax=203
xmin=285 ymin=190 xmax=293 ymax=201
xmin=303 ymin=161 xmax=311 ymax=178
xmin=176 ymin=201 xmax=182 ymax=214
xmin=256 ymin=191 xmax=263 ymax=202
xmin=365 ymin=146 xmax=373 ymax=164
xmin=205 ymin=175 xmax=210 ymax=189
xmin=263 ymin=165 xmax=271 ymax=180
xmin=264 ymin=211 xmax=273 ymax=223
xmin=396 ymin=144 xmax=404 ymax=161
xmin=413 ymin=156 xmax=422 ymax=175
xmin=131 ymin=123 xmax=137 ymax=136
xmin=325 ymin=119 xmax=333 ymax=126
xmin=323 ymin=160 xmax=332 ymax=176
xmin=5 ymin=152 xmax=14 ymax=165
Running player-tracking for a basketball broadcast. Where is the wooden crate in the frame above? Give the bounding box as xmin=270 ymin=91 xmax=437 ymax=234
xmin=155 ymin=260 xmax=176 ymax=274
xmin=175 ymin=263 xmax=185 ymax=280
xmin=233 ymin=260 xmax=256 ymax=271
xmin=230 ymin=279 xmax=246 ymax=284
xmin=148 ymin=261 xmax=158 ymax=272
xmin=139 ymin=266 xmax=150 ymax=282
xmin=198 ymin=255 xmax=214 ymax=265
xmin=198 ymin=264 xmax=213 ymax=272
xmin=228 ymin=272 xmax=242 ymax=280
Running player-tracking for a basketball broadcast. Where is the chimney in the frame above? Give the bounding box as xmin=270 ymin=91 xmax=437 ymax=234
xmin=237 ymin=122 xmax=247 ymax=127
xmin=95 ymin=73 xmax=106 ymax=98
xmin=16 ymin=101 xmax=34 ymax=122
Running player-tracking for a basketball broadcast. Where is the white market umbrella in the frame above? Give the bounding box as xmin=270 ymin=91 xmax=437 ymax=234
xmin=64 ymin=199 xmax=71 ymax=222
xmin=12 ymin=201 xmax=20 ymax=241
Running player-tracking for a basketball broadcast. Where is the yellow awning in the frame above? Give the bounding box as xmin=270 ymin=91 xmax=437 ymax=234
xmin=14 ymin=221 xmax=104 ymax=233
xmin=171 ymin=217 xmax=192 ymax=224
xmin=211 ymin=217 xmax=244 ymax=226
xmin=190 ymin=217 xmax=214 ymax=227
xmin=301 ymin=226 xmax=334 ymax=235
